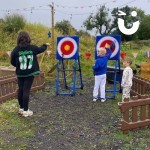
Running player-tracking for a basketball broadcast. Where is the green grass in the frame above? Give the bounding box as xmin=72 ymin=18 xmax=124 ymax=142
xmin=0 ymin=99 xmax=35 ymax=150
xmin=110 ymin=129 xmax=150 ymax=149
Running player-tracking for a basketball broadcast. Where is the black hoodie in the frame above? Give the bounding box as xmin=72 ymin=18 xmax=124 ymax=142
xmin=11 ymin=44 xmax=47 ymax=77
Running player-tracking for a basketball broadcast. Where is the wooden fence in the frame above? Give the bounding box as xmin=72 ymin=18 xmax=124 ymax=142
xmin=118 ymin=75 xmax=150 ymax=132
xmin=131 ymin=75 xmax=150 ymax=98
xmin=0 ymin=72 xmax=45 ymax=104
xmin=118 ymin=96 xmax=150 ymax=132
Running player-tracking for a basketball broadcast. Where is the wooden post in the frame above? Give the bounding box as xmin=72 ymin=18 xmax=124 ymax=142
xmin=132 ymin=96 xmax=138 ymax=122
xmin=50 ymin=2 xmax=54 ymax=52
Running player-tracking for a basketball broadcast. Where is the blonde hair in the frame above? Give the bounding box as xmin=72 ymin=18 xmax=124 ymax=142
xmin=98 ymin=47 xmax=106 ymax=55
xmin=124 ymin=57 xmax=132 ymax=65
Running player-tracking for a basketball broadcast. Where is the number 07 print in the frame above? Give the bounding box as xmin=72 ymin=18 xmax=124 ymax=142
xmin=56 ymin=36 xmax=79 ymax=60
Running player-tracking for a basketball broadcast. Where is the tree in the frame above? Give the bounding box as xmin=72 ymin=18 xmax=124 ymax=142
xmin=55 ymin=20 xmax=76 ymax=35
xmin=84 ymin=5 xmax=146 ymax=41
xmin=83 ymin=5 xmax=113 ymax=35
xmin=3 ymin=14 xmax=26 ymax=33
xmin=76 ymin=29 xmax=90 ymax=37
xmin=137 ymin=15 xmax=150 ymax=40
xmin=111 ymin=6 xmax=145 ymax=41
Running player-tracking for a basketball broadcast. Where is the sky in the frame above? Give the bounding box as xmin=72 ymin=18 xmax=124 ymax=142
xmin=0 ymin=0 xmax=150 ymax=32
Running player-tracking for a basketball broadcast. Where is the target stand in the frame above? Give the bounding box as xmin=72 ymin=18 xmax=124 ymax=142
xmin=95 ymin=35 xmax=121 ymax=99
xmin=106 ymin=59 xmax=121 ymax=99
xmin=55 ymin=36 xmax=83 ymax=96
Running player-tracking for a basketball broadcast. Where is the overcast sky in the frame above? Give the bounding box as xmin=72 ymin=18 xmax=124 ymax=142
xmin=0 ymin=0 xmax=150 ymax=32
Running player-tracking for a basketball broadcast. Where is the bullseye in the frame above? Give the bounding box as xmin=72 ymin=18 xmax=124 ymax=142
xmin=64 ymin=45 xmax=70 ymax=51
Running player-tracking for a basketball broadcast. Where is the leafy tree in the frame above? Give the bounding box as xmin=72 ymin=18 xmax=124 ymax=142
xmin=76 ymin=29 xmax=90 ymax=37
xmin=84 ymin=5 xmax=146 ymax=41
xmin=111 ymin=6 xmax=145 ymax=41
xmin=3 ymin=14 xmax=26 ymax=33
xmin=83 ymin=5 xmax=113 ymax=35
xmin=137 ymin=14 xmax=150 ymax=40
xmin=55 ymin=20 xmax=76 ymax=35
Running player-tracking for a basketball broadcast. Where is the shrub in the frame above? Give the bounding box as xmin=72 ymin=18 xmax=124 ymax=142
xmin=3 ymin=14 xmax=26 ymax=34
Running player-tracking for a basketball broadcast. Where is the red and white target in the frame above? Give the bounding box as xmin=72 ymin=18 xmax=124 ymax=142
xmin=96 ymin=36 xmax=120 ymax=60
xmin=57 ymin=37 xmax=78 ymax=59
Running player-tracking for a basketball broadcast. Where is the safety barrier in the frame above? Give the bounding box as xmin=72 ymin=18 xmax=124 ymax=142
xmin=118 ymin=75 xmax=150 ymax=132
xmin=131 ymin=75 xmax=150 ymax=98
xmin=118 ymin=95 xmax=150 ymax=132
xmin=0 ymin=72 xmax=45 ymax=103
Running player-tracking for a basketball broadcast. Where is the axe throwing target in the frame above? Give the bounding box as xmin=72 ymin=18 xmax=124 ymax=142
xmin=96 ymin=35 xmax=121 ymax=60
xmin=56 ymin=36 xmax=79 ymax=60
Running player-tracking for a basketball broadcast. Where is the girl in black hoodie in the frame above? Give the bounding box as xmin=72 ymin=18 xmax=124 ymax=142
xmin=11 ymin=31 xmax=48 ymax=117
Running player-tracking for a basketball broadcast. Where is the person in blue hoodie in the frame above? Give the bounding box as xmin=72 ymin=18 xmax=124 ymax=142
xmin=92 ymin=44 xmax=112 ymax=102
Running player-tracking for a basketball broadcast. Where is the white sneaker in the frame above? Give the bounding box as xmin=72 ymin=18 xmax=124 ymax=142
xmin=22 ymin=110 xmax=33 ymax=117
xmin=18 ymin=108 xmax=24 ymax=115
xmin=93 ymin=98 xmax=97 ymax=102
xmin=101 ymin=98 xmax=106 ymax=102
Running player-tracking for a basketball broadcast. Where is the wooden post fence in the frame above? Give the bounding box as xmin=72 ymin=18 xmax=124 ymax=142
xmin=0 ymin=72 xmax=45 ymax=104
xmin=118 ymin=75 xmax=150 ymax=132
xmin=118 ymin=95 xmax=150 ymax=132
xmin=131 ymin=75 xmax=150 ymax=98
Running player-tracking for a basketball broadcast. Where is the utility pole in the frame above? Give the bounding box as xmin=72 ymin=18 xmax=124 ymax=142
xmin=49 ymin=2 xmax=54 ymax=52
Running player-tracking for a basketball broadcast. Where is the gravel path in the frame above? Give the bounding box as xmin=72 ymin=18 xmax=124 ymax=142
xmin=24 ymin=79 xmax=149 ymax=150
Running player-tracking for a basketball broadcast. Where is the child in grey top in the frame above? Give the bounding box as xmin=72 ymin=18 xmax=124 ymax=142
xmin=121 ymin=57 xmax=133 ymax=101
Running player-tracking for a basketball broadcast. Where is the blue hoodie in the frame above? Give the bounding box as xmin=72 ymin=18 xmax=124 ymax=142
xmin=92 ymin=48 xmax=112 ymax=75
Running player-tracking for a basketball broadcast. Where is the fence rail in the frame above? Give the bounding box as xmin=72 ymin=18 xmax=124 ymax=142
xmin=118 ymin=95 xmax=150 ymax=132
xmin=0 ymin=72 xmax=45 ymax=103
xmin=118 ymin=75 xmax=150 ymax=132
xmin=131 ymin=75 xmax=150 ymax=98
